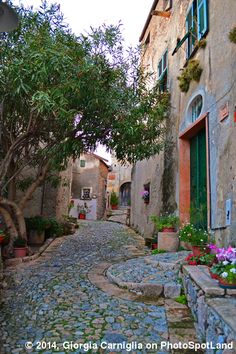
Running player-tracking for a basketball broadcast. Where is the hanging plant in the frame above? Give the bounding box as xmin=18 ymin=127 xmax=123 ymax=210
xmin=229 ymin=26 xmax=236 ymax=44
xmin=196 ymin=38 xmax=207 ymax=49
xmin=177 ymin=59 xmax=203 ymax=93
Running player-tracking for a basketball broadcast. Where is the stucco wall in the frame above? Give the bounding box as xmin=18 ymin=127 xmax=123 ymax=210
xmin=71 ymin=154 xmax=108 ymax=220
xmin=132 ymin=0 xmax=236 ymax=244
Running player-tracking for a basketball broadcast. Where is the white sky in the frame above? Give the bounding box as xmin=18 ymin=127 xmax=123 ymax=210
xmin=12 ymin=0 xmax=154 ymax=163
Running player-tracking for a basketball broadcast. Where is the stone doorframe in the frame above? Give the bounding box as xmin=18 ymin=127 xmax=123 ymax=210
xmin=179 ymin=112 xmax=211 ymax=228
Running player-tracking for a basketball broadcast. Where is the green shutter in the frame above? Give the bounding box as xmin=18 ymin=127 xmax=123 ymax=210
xmin=197 ymin=0 xmax=209 ymax=39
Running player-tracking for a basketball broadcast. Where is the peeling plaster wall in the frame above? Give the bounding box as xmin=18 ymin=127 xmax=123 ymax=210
xmin=132 ymin=0 xmax=236 ymax=245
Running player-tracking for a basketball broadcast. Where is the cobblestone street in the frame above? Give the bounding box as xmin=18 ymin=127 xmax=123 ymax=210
xmin=0 ymin=221 xmax=195 ymax=354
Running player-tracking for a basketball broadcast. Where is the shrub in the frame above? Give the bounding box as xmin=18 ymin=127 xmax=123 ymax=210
xmin=110 ymin=190 xmax=119 ymax=206
xmin=45 ymin=218 xmax=64 ymax=238
xmin=25 ymin=216 xmax=48 ymax=232
xmin=13 ymin=237 xmax=27 ymax=248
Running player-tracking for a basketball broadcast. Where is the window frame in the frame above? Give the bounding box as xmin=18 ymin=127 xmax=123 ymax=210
xmin=157 ymin=49 xmax=168 ymax=92
xmin=186 ymin=0 xmax=209 ymax=59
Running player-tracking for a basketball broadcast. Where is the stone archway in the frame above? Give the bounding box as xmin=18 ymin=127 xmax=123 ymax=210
xmin=119 ymin=182 xmax=131 ymax=207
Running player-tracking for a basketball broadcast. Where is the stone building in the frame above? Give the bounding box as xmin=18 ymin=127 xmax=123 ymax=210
xmin=70 ymin=153 xmax=109 ymax=220
xmin=107 ymin=153 xmax=132 ymax=207
xmin=131 ymin=0 xmax=236 ymax=246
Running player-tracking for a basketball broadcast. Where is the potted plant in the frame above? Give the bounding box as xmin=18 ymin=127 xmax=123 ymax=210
xmin=25 ymin=216 xmax=47 ymax=246
xmin=179 ymin=223 xmax=209 ymax=256
xmin=151 ymin=214 xmax=179 ymax=232
xmin=110 ymin=191 xmax=119 ymax=210
xmin=77 ymin=203 xmax=91 ymax=219
xmin=13 ymin=237 xmax=27 ymax=258
xmin=214 ymin=246 xmax=236 ymax=289
xmin=151 ymin=214 xmax=180 ymax=252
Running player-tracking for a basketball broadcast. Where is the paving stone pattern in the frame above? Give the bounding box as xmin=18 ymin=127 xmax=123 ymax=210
xmin=0 ymin=221 xmax=174 ymax=354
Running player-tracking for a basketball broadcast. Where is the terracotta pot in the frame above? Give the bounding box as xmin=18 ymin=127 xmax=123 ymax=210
xmin=209 ymin=269 xmax=220 ymax=280
xmin=158 ymin=232 xmax=179 ymax=252
xmin=0 ymin=235 xmax=5 ymax=244
xmin=152 ymin=243 xmax=158 ymax=250
xmin=192 ymin=245 xmax=206 ymax=257
xmin=162 ymin=227 xmax=175 ymax=232
xmin=14 ymin=247 xmax=27 ymax=258
xmin=111 ymin=205 xmax=118 ymax=210
xmin=144 ymin=200 xmax=149 ymax=204
xmin=218 ymin=278 xmax=236 ymax=289
xmin=79 ymin=213 xmax=86 ymax=219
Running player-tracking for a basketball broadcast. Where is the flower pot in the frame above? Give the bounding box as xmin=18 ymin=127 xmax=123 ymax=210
xmin=28 ymin=230 xmax=45 ymax=246
xmin=14 ymin=247 xmax=27 ymax=258
xmin=209 ymin=269 xmax=220 ymax=280
xmin=144 ymin=200 xmax=149 ymax=204
xmin=152 ymin=243 xmax=158 ymax=250
xmin=79 ymin=213 xmax=86 ymax=220
xmin=0 ymin=235 xmax=5 ymax=244
xmin=111 ymin=205 xmax=118 ymax=210
xmin=192 ymin=245 xmax=209 ymax=257
xmin=218 ymin=278 xmax=236 ymax=289
xmin=162 ymin=227 xmax=175 ymax=232
xmin=158 ymin=232 xmax=179 ymax=252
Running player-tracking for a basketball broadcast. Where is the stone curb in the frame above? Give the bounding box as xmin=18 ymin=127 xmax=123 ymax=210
xmin=106 ymin=264 xmax=182 ymax=299
xmin=4 ymin=237 xmax=55 ymax=267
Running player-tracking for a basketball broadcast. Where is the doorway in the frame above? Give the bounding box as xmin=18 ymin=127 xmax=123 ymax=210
xmin=119 ymin=182 xmax=131 ymax=207
xmin=190 ymin=128 xmax=207 ymax=229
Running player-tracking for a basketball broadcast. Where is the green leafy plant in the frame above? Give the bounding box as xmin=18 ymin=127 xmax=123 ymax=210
xmin=177 ymin=59 xmax=203 ymax=93
xmin=210 ymin=263 xmax=225 ymax=276
xmin=110 ymin=191 xmax=119 ymax=206
xmin=199 ymin=253 xmax=216 ymax=266
xmin=229 ymin=26 xmax=236 ymax=44
xmin=150 ymin=214 xmax=179 ymax=231
xmin=220 ymin=264 xmax=236 ymax=284
xmin=151 ymin=249 xmax=166 ymax=255
xmin=196 ymin=38 xmax=207 ymax=49
xmin=44 ymin=218 xmax=64 ymax=238
xmin=175 ymin=294 xmax=187 ymax=305
xmin=13 ymin=237 xmax=27 ymax=248
xmin=25 ymin=216 xmax=48 ymax=232
xmin=179 ymin=223 xmax=209 ymax=246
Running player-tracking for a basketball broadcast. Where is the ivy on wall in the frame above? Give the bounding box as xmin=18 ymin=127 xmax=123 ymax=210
xmin=229 ymin=26 xmax=236 ymax=44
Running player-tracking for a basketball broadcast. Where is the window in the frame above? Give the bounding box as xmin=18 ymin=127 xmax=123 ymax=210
xmin=186 ymin=0 xmax=208 ymax=58
xmin=187 ymin=94 xmax=203 ymax=122
xmin=80 ymin=160 xmax=85 ymax=167
xmin=172 ymin=0 xmax=209 ymax=57
xmin=158 ymin=50 xmax=168 ymax=92
xmin=81 ymin=187 xmax=92 ymax=200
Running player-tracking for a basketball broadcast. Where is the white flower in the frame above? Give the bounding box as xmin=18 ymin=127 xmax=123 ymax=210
xmin=231 ymin=260 xmax=236 ymax=265
xmin=221 ymin=272 xmax=228 ymax=278
xmin=230 ymin=268 xmax=236 ymax=274
xmin=223 ymin=261 xmax=229 ymax=265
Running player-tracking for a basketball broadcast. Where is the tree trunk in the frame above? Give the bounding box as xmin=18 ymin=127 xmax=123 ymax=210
xmin=0 ymin=206 xmax=18 ymax=257
xmin=18 ymin=162 xmax=49 ymax=210
xmin=0 ymin=199 xmax=27 ymax=239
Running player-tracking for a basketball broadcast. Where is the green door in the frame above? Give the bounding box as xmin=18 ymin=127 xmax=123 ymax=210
xmin=190 ymin=129 xmax=207 ymax=229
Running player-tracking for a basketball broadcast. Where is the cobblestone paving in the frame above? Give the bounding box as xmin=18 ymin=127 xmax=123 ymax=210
xmin=108 ymin=252 xmax=190 ymax=285
xmin=0 ymin=221 xmax=170 ymax=354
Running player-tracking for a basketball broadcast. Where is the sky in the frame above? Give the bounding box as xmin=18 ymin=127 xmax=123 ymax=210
xmin=12 ymin=0 xmax=154 ymax=162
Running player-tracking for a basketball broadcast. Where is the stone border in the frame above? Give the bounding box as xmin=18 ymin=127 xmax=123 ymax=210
xmin=182 ymin=265 xmax=236 ymax=352
xmin=3 ymin=237 xmax=55 ymax=267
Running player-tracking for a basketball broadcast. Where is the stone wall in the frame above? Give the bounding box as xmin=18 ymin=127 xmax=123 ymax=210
xmin=182 ymin=265 xmax=236 ymax=353
xmin=97 ymin=161 xmax=109 ymax=220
